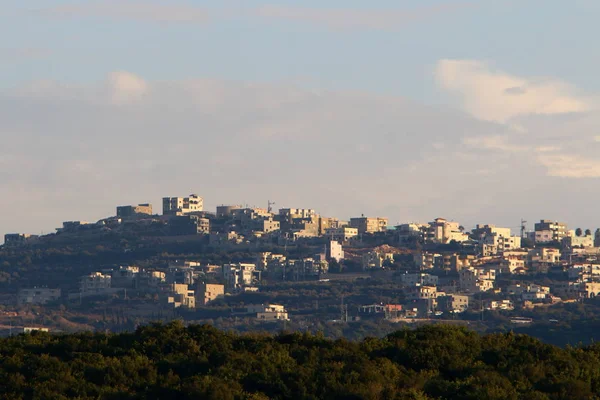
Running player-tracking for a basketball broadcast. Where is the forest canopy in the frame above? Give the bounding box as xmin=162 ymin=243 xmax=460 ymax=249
xmin=1 ymin=323 xmax=599 ymax=399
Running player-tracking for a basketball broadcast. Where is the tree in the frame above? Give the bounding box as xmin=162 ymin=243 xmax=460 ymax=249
xmin=576 ymin=228 xmax=583 ymax=237
xmin=585 ymin=229 xmax=592 ymax=236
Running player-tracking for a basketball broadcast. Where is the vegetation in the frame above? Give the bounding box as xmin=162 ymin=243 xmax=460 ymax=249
xmin=2 ymin=323 xmax=600 ymax=399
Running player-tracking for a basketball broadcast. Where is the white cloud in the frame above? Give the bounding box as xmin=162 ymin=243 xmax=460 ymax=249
xmin=436 ymin=59 xmax=592 ymax=122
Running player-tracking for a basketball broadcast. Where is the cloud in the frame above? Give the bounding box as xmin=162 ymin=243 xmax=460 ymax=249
xmin=252 ymin=3 xmax=475 ymax=31
xmin=462 ymin=135 xmax=528 ymax=153
xmin=536 ymin=153 xmax=600 ymax=178
xmin=436 ymin=59 xmax=592 ymax=122
xmin=37 ymin=0 xmax=209 ymax=23
xmin=107 ymin=71 xmax=148 ymax=105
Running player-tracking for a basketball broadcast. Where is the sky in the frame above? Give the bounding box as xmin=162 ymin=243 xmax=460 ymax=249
xmin=1 ymin=0 xmax=600 ymax=237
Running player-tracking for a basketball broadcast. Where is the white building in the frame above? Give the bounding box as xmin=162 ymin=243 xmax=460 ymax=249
xmin=223 ymin=263 xmax=259 ymax=289
xmin=362 ymin=251 xmax=394 ymax=269
xmin=246 ymin=304 xmax=289 ymax=321
xmin=459 ymin=267 xmax=495 ymax=292
xmin=425 ymin=218 xmax=468 ymax=244
xmin=162 ymin=194 xmax=203 ymax=215
xmin=326 ymin=241 xmax=344 ymax=262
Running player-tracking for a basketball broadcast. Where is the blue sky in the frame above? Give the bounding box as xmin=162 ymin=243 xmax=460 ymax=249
xmin=2 ymin=0 xmax=600 ymax=235
xmin=3 ymin=0 xmax=599 ymax=97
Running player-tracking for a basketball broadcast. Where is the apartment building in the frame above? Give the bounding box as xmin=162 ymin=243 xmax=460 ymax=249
xmin=400 ymin=273 xmax=439 ymax=287
xmin=362 ymin=251 xmax=394 ymax=269
xmin=349 ymin=217 xmax=388 ymax=234
xmin=246 ymin=304 xmax=289 ymax=321
xmin=166 ymin=283 xmax=195 ymax=309
xmin=162 ymin=194 xmax=203 ymax=215
xmin=534 ymin=220 xmax=568 ymax=243
xmin=195 ymin=283 xmax=225 ymax=305
xmin=425 ymin=218 xmax=468 ymax=244
xmin=325 ymin=227 xmax=359 ymax=242
xmin=326 ymin=241 xmax=344 ymax=262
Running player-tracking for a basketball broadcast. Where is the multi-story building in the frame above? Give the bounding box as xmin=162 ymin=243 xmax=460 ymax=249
xmin=349 ymin=217 xmax=388 ymax=234
xmin=162 ymin=194 xmax=203 ymax=215
xmin=396 ymin=223 xmax=429 ymax=243
xmin=223 ymin=263 xmax=259 ymax=289
xmin=425 ymin=218 xmax=469 ymax=244
xmin=195 ymin=283 xmax=225 ymax=305
xmin=318 ymin=217 xmax=348 ymax=236
xmin=17 ymin=288 xmax=61 ymax=305
xmin=437 ymin=294 xmax=469 ymax=313
xmin=562 ymin=234 xmax=594 ymax=252
xmin=459 ymin=267 xmax=495 ymax=292
xmin=400 ymin=273 xmax=439 ymax=287
xmin=169 ymin=215 xmax=210 ymax=235
xmin=279 ymin=208 xmax=317 ymax=222
xmin=325 ymin=227 xmax=359 ymax=242
xmin=474 ymin=224 xmax=522 ymax=256
xmin=326 ymin=241 xmax=344 ymax=262
xmin=527 ymin=248 xmax=561 ymax=273
xmin=534 ymin=220 xmax=568 ymax=243
xmin=116 ymin=204 xmax=152 ymax=218
xmin=362 ymin=251 xmax=394 ymax=269
xmin=166 ymin=283 xmax=196 ymax=309
xmin=80 ymin=272 xmax=112 ymax=294
xmin=405 ymin=285 xmax=439 ymax=302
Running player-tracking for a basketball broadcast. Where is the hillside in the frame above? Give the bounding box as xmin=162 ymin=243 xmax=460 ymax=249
xmin=1 ymin=323 xmax=599 ymax=399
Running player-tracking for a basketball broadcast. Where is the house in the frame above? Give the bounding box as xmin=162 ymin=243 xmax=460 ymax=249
xmin=534 ymin=220 xmax=568 ymax=243
xmin=425 ymin=218 xmax=468 ymax=244
xmin=80 ymin=272 xmax=111 ymax=294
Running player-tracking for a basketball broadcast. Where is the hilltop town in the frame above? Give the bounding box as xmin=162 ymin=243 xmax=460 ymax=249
xmin=2 ymin=194 xmax=600 ymax=342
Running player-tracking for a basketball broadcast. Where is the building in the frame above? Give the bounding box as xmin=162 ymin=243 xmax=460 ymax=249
xmin=17 ymin=288 xmax=61 ymax=305
xmin=349 ymin=217 xmax=388 ymax=234
xmin=166 ymin=283 xmax=196 ymax=308
xmin=425 ymin=218 xmax=468 ymax=244
xmin=405 ymin=285 xmax=438 ymax=301
xmin=325 ymin=227 xmax=359 ymax=242
xmin=216 ymin=205 xmax=242 ymax=218
xmin=474 ymin=225 xmax=522 ymax=256
xmin=400 ymin=273 xmax=438 ymax=287
xmin=223 ymin=263 xmax=260 ymax=289
xmin=279 ymin=208 xmax=317 ymax=221
xmin=396 ymin=223 xmax=429 ymax=243
xmin=326 ymin=241 xmax=344 ymax=262
xmin=527 ymin=248 xmax=561 ymax=273
xmin=246 ymin=304 xmax=289 ymax=321
xmin=116 ymin=204 xmax=152 ymax=218
xmin=80 ymin=272 xmax=112 ymax=294
xmin=562 ymin=234 xmax=594 ymax=252
xmin=437 ymin=295 xmax=470 ymax=313
xmin=163 ymin=194 xmax=203 ymax=215
xmin=534 ymin=220 xmax=568 ymax=243
xmin=3 ymin=233 xmax=36 ymax=246
xmin=169 ymin=215 xmax=210 ymax=235
xmin=195 ymin=283 xmax=225 ymax=305
xmin=362 ymin=251 xmax=394 ymax=270
xmin=459 ymin=267 xmax=495 ymax=292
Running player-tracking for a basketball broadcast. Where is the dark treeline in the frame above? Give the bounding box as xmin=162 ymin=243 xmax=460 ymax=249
xmin=1 ymin=323 xmax=600 ymax=399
